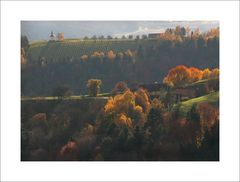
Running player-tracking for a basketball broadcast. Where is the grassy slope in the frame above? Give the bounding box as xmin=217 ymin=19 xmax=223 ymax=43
xmin=21 ymin=92 xmax=114 ymax=101
xmin=28 ymin=39 xmax=157 ymax=61
xmin=180 ymin=91 xmax=219 ymax=115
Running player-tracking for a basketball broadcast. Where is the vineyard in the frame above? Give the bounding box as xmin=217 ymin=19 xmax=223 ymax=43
xmin=28 ymin=39 xmax=158 ymax=61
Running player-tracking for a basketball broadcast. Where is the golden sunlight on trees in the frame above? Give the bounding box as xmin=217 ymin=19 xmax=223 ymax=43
xmin=80 ymin=54 xmax=88 ymax=62
xmin=112 ymin=81 xmax=128 ymax=94
xmin=195 ymin=102 xmax=219 ymax=148
xmin=210 ymin=68 xmax=220 ymax=78
xmin=59 ymin=141 xmax=78 ymax=160
xmin=205 ymin=27 xmax=219 ymax=38
xmin=107 ymin=50 xmax=116 ymax=60
xmin=91 ymin=51 xmax=105 ymax=60
xmin=163 ymin=65 xmax=219 ymax=87
xmin=198 ymin=102 xmax=219 ymax=131
xmin=202 ymin=68 xmax=211 ymax=79
xmin=134 ymin=88 xmax=151 ymax=113
xmin=86 ymin=79 xmax=102 ymax=97
xmin=104 ymin=89 xmax=150 ymax=126
xmin=189 ymin=67 xmax=203 ymax=82
xmin=118 ymin=113 xmax=133 ymax=127
xmin=163 ymin=65 xmax=191 ymax=87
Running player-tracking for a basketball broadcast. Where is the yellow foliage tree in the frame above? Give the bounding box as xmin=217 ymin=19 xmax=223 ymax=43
xmin=210 ymin=68 xmax=220 ymax=78
xmin=189 ymin=67 xmax=203 ymax=82
xmin=202 ymin=68 xmax=211 ymax=79
xmin=107 ymin=50 xmax=116 ymax=60
xmin=104 ymin=89 xmax=150 ymax=126
xmin=163 ymin=65 xmax=191 ymax=87
xmin=87 ymin=79 xmax=102 ymax=97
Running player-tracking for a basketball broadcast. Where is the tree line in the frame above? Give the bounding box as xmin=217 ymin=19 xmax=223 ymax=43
xmin=21 ymin=27 xmax=219 ymax=96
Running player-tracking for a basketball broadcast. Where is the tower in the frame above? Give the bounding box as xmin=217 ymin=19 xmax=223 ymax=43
xmin=49 ymin=31 xmax=56 ymax=41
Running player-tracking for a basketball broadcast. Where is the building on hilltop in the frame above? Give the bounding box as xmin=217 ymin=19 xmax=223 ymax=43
xmin=148 ymin=33 xmax=163 ymax=39
xmin=148 ymin=30 xmax=165 ymax=39
xmin=49 ymin=31 xmax=56 ymax=41
xmin=49 ymin=31 xmax=64 ymax=41
xmin=174 ymin=88 xmax=196 ymax=102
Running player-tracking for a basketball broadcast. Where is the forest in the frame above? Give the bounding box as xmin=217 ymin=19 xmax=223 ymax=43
xmin=21 ymin=26 xmax=219 ymax=161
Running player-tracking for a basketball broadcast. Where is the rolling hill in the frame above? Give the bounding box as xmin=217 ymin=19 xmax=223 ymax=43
xmin=28 ymin=39 xmax=157 ymax=62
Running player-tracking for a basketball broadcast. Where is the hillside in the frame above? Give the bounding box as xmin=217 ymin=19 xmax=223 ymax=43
xmin=179 ymin=91 xmax=219 ymax=115
xmin=28 ymin=39 xmax=157 ymax=62
xmin=23 ymin=35 xmax=219 ymax=97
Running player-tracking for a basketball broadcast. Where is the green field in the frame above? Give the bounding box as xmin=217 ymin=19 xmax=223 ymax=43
xmin=28 ymin=39 xmax=158 ymax=61
xmin=179 ymin=91 xmax=219 ymax=115
xmin=21 ymin=92 xmax=116 ymax=101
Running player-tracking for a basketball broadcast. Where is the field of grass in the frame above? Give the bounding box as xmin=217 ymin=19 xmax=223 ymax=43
xmin=28 ymin=39 xmax=158 ymax=61
xmin=179 ymin=91 xmax=219 ymax=115
xmin=21 ymin=92 xmax=115 ymax=101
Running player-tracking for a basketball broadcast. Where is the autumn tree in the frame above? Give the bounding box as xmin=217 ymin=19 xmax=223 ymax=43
xmin=210 ymin=68 xmax=219 ymax=78
xmin=59 ymin=141 xmax=78 ymax=160
xmin=80 ymin=54 xmax=88 ymax=62
xmin=163 ymin=66 xmax=219 ymax=87
xmin=134 ymin=88 xmax=151 ymax=113
xmin=202 ymin=68 xmax=211 ymax=79
xmin=107 ymin=50 xmax=116 ymax=60
xmin=195 ymin=102 xmax=219 ymax=148
xmin=189 ymin=67 xmax=203 ymax=82
xmin=163 ymin=65 xmax=191 ymax=87
xmin=112 ymin=81 xmax=128 ymax=94
xmin=104 ymin=89 xmax=150 ymax=126
xmin=87 ymin=79 xmax=102 ymax=97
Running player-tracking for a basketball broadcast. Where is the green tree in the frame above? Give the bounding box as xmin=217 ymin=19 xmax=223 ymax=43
xmin=186 ymin=104 xmax=200 ymax=123
xmin=52 ymin=86 xmax=72 ymax=98
xmin=145 ymin=108 xmax=164 ymax=140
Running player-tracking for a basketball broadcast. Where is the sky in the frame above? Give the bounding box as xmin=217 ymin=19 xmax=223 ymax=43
xmin=21 ymin=21 xmax=219 ymax=42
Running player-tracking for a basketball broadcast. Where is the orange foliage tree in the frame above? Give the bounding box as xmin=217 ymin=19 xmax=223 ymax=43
xmin=202 ymin=68 xmax=211 ymax=79
xmin=107 ymin=50 xmax=116 ymax=60
xmin=189 ymin=67 xmax=203 ymax=82
xmin=163 ymin=65 xmax=191 ymax=87
xmin=112 ymin=81 xmax=128 ymax=94
xmin=59 ymin=141 xmax=78 ymax=160
xmin=195 ymin=102 xmax=219 ymax=147
xmin=163 ymin=65 xmax=219 ymax=87
xmin=210 ymin=68 xmax=220 ymax=78
xmin=80 ymin=54 xmax=88 ymax=62
xmin=104 ymin=89 xmax=150 ymax=126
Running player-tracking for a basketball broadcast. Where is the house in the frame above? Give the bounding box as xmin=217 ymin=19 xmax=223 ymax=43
xmin=139 ymin=83 xmax=168 ymax=92
xmin=49 ymin=31 xmax=64 ymax=41
xmin=174 ymin=88 xmax=196 ymax=102
xmin=148 ymin=30 xmax=165 ymax=39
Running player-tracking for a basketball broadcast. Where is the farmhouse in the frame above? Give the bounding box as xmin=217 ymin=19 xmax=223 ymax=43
xmin=148 ymin=30 xmax=165 ymax=39
xmin=139 ymin=83 xmax=168 ymax=92
xmin=174 ymin=88 xmax=196 ymax=102
xmin=148 ymin=33 xmax=161 ymax=39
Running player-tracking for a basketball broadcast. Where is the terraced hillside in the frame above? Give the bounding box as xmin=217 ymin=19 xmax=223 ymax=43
xmin=28 ymin=39 xmax=158 ymax=61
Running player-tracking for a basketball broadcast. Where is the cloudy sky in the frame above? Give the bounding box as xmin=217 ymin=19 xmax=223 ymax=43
xmin=21 ymin=21 xmax=219 ymax=42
